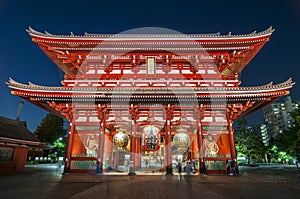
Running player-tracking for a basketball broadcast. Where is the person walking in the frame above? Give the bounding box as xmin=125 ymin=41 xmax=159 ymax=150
xmin=185 ymin=162 xmax=192 ymax=185
xmin=185 ymin=162 xmax=192 ymax=175
xmin=176 ymin=161 xmax=182 ymax=182
xmin=226 ymin=160 xmax=231 ymax=175
xmin=230 ymin=159 xmax=237 ymax=176
xmin=202 ymin=160 xmax=207 ymax=176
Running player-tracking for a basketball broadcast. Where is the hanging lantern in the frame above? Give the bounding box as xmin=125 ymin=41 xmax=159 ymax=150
xmin=113 ymin=129 xmax=129 ymax=151
xmin=173 ymin=127 xmax=190 ymax=153
xmin=142 ymin=126 xmax=160 ymax=152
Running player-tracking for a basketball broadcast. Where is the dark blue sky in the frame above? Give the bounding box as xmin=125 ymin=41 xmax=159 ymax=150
xmin=0 ymin=0 xmax=299 ymax=132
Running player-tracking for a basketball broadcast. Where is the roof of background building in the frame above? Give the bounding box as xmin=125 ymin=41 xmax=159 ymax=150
xmin=0 ymin=116 xmax=40 ymax=142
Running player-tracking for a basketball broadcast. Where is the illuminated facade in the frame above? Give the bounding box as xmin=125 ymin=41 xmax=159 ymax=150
xmin=7 ymin=27 xmax=294 ymax=174
xmin=263 ymin=96 xmax=299 ymax=139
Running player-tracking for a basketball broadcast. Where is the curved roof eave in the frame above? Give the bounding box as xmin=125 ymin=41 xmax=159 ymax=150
xmin=26 ymin=26 xmax=274 ymax=41
xmin=6 ymin=78 xmax=294 ymax=96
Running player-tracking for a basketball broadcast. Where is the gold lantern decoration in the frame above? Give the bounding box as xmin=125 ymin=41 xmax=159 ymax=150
xmin=113 ymin=129 xmax=129 ymax=151
xmin=125 ymin=139 xmax=130 ymax=151
xmin=173 ymin=127 xmax=190 ymax=153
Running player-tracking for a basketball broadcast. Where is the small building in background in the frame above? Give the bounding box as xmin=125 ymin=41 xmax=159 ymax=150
xmin=0 ymin=116 xmax=50 ymax=175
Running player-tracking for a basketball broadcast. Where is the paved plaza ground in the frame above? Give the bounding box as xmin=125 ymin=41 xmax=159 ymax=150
xmin=0 ymin=164 xmax=299 ymax=199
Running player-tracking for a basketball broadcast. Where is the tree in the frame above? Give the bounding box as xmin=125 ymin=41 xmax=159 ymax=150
xmin=234 ymin=118 xmax=267 ymax=164
xmin=294 ymin=136 xmax=300 ymax=162
xmin=34 ymin=113 xmax=67 ymax=144
xmin=52 ymin=137 xmax=67 ymax=157
xmin=274 ymin=108 xmax=300 ymax=161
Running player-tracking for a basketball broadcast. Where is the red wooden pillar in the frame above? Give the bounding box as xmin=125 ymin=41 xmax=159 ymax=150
xmin=197 ymin=119 xmax=204 ymax=174
xmin=165 ymin=119 xmax=172 ymax=175
xmin=134 ymin=136 xmax=140 ymax=167
xmin=228 ymin=119 xmax=237 ymax=163
xmin=191 ymin=134 xmax=198 ymax=169
xmin=107 ymin=135 xmax=113 ymax=170
xmin=96 ymin=121 xmax=106 ymax=174
xmin=64 ymin=121 xmax=74 ymax=173
xmin=129 ymin=120 xmax=137 ymax=175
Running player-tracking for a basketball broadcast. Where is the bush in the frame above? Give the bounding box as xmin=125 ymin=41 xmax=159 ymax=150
xmin=49 ymin=153 xmax=57 ymax=160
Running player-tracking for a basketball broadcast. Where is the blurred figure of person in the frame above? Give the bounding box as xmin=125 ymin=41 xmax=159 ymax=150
xmin=177 ymin=161 xmax=182 ymax=182
xmin=177 ymin=161 xmax=182 ymax=173
xmin=226 ymin=159 xmax=231 ymax=175
xmin=185 ymin=162 xmax=192 ymax=175
xmin=203 ymin=160 xmax=207 ymax=176
xmin=185 ymin=162 xmax=192 ymax=185
xmin=191 ymin=160 xmax=196 ymax=174
xmin=230 ymin=159 xmax=237 ymax=176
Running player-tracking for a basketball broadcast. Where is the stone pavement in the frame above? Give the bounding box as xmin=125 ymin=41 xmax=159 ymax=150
xmin=0 ymin=164 xmax=299 ymax=199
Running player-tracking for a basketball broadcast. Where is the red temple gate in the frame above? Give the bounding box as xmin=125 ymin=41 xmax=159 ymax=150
xmin=7 ymin=27 xmax=294 ymax=174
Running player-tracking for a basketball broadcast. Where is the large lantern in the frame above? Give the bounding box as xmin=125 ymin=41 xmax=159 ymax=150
xmin=173 ymin=128 xmax=190 ymax=153
xmin=113 ymin=129 xmax=129 ymax=151
xmin=142 ymin=126 xmax=160 ymax=151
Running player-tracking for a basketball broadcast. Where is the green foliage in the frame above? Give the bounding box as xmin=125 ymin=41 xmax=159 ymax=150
xmin=273 ymin=108 xmax=300 ymax=161
xmin=52 ymin=137 xmax=67 ymax=157
xmin=34 ymin=113 xmax=67 ymax=159
xmin=234 ymin=118 xmax=267 ymax=163
xmin=294 ymin=137 xmax=300 ymax=161
xmin=49 ymin=153 xmax=57 ymax=160
xmin=34 ymin=113 xmax=67 ymax=144
xmin=268 ymin=146 xmax=293 ymax=163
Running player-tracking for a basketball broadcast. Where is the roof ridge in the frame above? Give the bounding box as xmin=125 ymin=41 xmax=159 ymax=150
xmin=0 ymin=115 xmax=24 ymax=124
xmin=26 ymin=26 xmax=274 ymax=39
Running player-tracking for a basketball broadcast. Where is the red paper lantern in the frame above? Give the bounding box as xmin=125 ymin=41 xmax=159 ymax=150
xmin=142 ymin=126 xmax=160 ymax=152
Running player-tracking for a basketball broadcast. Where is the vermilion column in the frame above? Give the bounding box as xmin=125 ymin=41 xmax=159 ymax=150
xmin=107 ymin=135 xmax=113 ymax=170
xmin=197 ymin=119 xmax=204 ymax=173
xmin=129 ymin=120 xmax=137 ymax=175
xmin=134 ymin=136 xmax=140 ymax=167
xmin=96 ymin=121 xmax=106 ymax=174
xmin=228 ymin=119 xmax=237 ymax=161
xmin=165 ymin=119 xmax=172 ymax=175
xmin=191 ymin=134 xmax=198 ymax=168
xmin=64 ymin=121 xmax=75 ymax=173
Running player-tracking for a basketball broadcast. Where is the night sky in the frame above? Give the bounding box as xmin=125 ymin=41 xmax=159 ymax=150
xmin=0 ymin=0 xmax=299 ymax=132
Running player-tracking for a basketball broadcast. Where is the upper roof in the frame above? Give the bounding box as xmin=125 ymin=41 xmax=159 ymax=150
xmin=27 ymin=26 xmax=274 ymax=41
xmin=25 ymin=27 xmax=274 ymax=77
